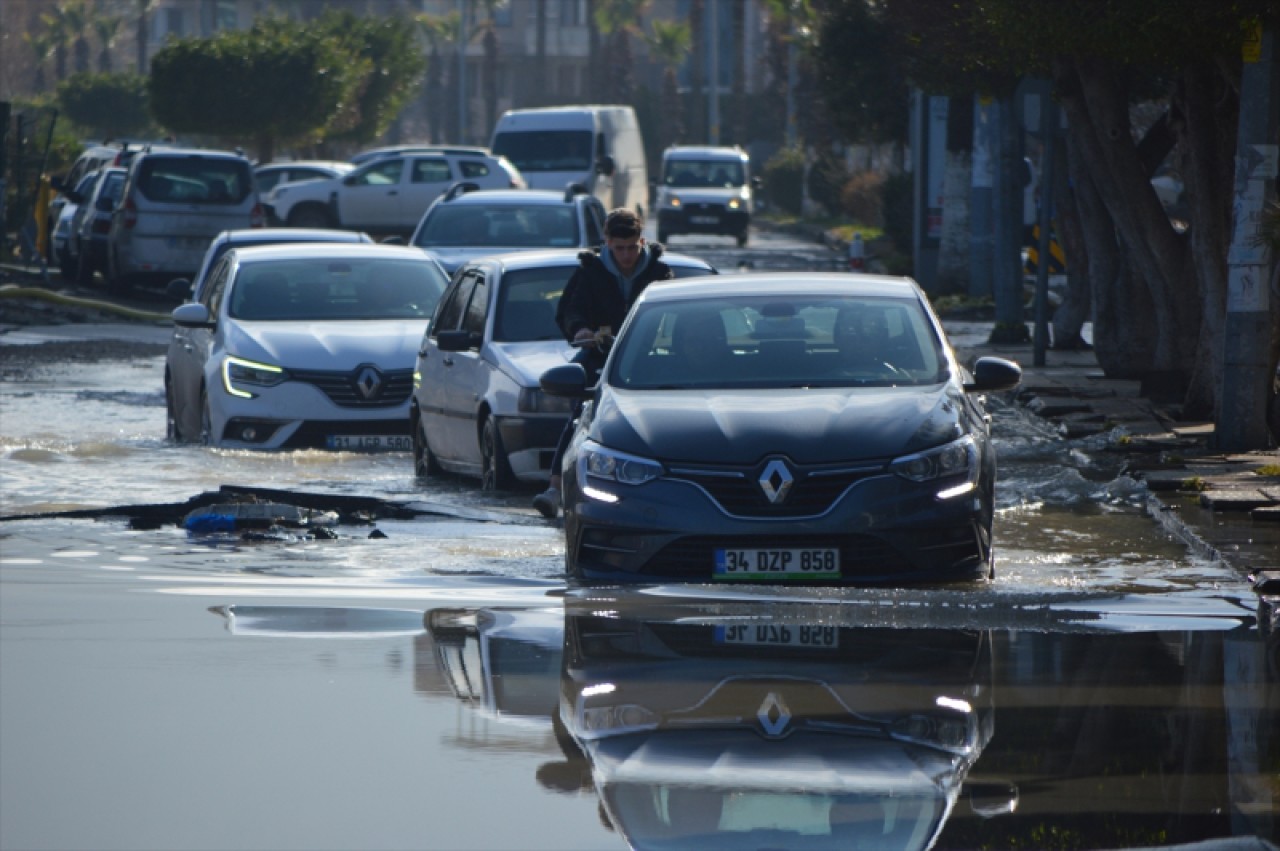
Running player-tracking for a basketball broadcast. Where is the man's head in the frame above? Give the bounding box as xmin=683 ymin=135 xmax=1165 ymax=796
xmin=604 ymin=208 xmax=645 ymax=275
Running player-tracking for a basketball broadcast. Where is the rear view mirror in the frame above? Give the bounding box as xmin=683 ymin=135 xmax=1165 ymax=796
xmin=540 ymin=363 xmax=590 ymax=398
xmin=436 ymin=329 xmax=481 ymax=352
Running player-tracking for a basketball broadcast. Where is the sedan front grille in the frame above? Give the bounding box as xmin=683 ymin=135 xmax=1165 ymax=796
xmin=289 ymin=367 xmax=413 ymax=408
xmin=670 ymin=463 xmax=883 ymax=518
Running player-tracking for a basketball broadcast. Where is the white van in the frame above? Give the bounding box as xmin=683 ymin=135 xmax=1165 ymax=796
xmin=489 ymin=105 xmax=648 ymax=216
xmin=654 ymin=145 xmax=756 ymax=247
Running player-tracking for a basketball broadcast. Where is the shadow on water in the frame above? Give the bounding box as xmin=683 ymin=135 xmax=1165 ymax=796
xmin=210 ymin=588 xmax=1279 ymax=850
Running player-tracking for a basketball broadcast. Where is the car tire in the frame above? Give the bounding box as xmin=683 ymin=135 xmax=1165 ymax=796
xmin=412 ymin=412 xmax=443 ymax=478
xmin=199 ymin=387 xmax=214 ymax=446
xmin=288 ymin=204 xmax=333 ymax=229
xmin=480 ymin=416 xmax=514 ymax=492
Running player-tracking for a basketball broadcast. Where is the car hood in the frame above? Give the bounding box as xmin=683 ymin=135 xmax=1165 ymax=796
xmin=226 ymin=319 xmax=428 ymax=370
xmin=488 ymin=341 xmax=576 ymax=388
xmin=592 ymin=385 xmax=965 ymax=464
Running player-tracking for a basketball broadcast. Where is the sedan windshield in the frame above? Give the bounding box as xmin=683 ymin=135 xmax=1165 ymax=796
xmin=414 ymin=204 xmax=580 ymax=248
xmin=609 ymin=295 xmax=947 ymax=390
xmin=229 ymin=258 xmax=447 ymax=321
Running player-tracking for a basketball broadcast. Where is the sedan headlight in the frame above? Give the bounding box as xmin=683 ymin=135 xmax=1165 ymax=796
xmin=222 ymin=355 xmax=287 ymax=399
xmin=579 ymin=440 xmax=664 ymax=487
xmin=666 ymin=194 xmax=683 ymax=209
xmin=890 ymin=434 xmax=978 ymax=499
xmin=727 ymin=197 xmax=742 ymax=210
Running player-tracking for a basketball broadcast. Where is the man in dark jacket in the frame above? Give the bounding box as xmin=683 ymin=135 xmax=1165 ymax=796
xmin=533 ymin=208 xmax=672 ymax=518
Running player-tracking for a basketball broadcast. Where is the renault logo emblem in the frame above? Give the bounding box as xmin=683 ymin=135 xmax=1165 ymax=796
xmin=355 ymin=366 xmax=383 ymax=400
xmin=759 ymin=459 xmax=794 ymax=504
xmin=757 ymin=692 xmax=792 ymax=738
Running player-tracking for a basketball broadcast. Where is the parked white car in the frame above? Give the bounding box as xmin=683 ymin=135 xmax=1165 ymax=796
xmin=411 ymin=248 xmax=717 ymax=489
xmin=254 ymin=160 xmax=354 ymax=196
xmin=263 ymin=147 xmax=524 ymax=235
xmin=166 ymin=242 xmax=448 ymax=450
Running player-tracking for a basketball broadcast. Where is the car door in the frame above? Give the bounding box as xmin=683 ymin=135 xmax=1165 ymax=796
xmin=170 ymin=256 xmax=231 ymax=438
xmin=399 ymin=156 xmax=457 ymax=230
xmin=338 ymin=157 xmax=405 ymax=230
xmin=419 ymin=271 xmax=476 ymax=462
xmin=438 ymin=269 xmax=492 ymax=467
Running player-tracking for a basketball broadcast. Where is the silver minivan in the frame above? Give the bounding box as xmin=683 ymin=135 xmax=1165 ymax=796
xmin=107 ymin=148 xmax=264 ymax=289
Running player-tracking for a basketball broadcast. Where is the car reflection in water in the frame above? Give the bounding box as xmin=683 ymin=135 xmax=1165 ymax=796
xmin=554 ymin=592 xmax=1013 ymax=850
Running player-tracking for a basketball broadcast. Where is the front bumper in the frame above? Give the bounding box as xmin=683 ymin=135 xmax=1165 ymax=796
xmin=565 ymin=471 xmax=991 ymax=583
xmin=658 ymin=206 xmax=750 ymax=236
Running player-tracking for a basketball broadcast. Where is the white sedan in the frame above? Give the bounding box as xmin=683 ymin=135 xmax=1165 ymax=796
xmin=166 ymin=243 xmax=448 ymax=450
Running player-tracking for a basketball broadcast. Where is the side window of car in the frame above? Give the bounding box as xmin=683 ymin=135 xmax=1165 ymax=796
xmin=355 ymin=159 xmax=403 ymax=186
xmin=412 ymin=159 xmax=453 ymax=183
xmin=584 ymin=201 xmax=604 ymax=245
xmin=431 ymin=273 xmax=476 ymax=338
xmin=204 ymin=257 xmax=233 ymax=314
xmin=458 ymin=160 xmax=491 ymax=179
xmin=461 ymin=274 xmax=489 ymax=337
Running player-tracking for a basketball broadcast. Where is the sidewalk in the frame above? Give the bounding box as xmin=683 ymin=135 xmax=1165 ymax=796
xmin=954 ymin=331 xmax=1280 ymax=591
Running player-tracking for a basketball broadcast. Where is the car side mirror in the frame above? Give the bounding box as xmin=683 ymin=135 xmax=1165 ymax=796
xmin=595 ymin=155 xmax=616 ymax=177
xmin=963 ymin=356 xmax=1022 ymax=393
xmin=172 ymin=302 xmax=214 ymax=328
xmin=166 ymin=278 xmax=194 ymax=301
xmin=436 ymin=329 xmax=481 ymax=352
xmin=963 ymin=780 xmax=1019 ymax=819
xmin=540 ymin=363 xmax=590 ymax=398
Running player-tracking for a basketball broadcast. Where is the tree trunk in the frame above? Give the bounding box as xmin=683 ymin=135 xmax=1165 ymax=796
xmin=426 ymin=46 xmax=443 ymax=144
xmin=937 ymin=102 xmax=973 ymax=295
xmin=534 ymin=0 xmax=547 ymax=107
xmin=136 ymin=9 xmax=147 ymax=74
xmin=1051 ymin=133 xmax=1092 ymax=349
xmin=586 ymin=0 xmax=601 ymax=103
xmin=483 ymin=26 xmax=498 ymax=134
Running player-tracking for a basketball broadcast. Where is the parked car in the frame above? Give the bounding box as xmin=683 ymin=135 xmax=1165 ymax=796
xmin=262 ymin=148 xmax=524 ymax=234
xmin=408 ymin=184 xmax=606 ymax=274
xmin=165 ymin=243 xmax=448 ymax=449
xmin=51 ymin=169 xmax=103 ymax=278
xmin=654 ymin=145 xmax=758 ymax=246
xmin=107 ymin=147 xmax=264 ymax=290
xmin=348 ymin=144 xmax=492 ymax=166
xmin=539 ymin=272 xmax=1023 ymax=584
xmin=67 ymin=166 xmax=128 ymax=285
xmin=166 ymin=227 xmax=375 ymax=303
xmin=254 ymin=160 xmax=354 ymax=196
xmin=411 ymin=248 xmax=717 ymax=490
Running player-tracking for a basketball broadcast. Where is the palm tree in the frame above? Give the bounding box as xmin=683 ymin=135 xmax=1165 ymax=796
xmin=474 ymin=0 xmax=508 ymax=135
xmin=62 ymin=0 xmax=92 ymax=75
xmin=24 ymin=29 xmax=56 ymax=92
xmin=134 ymin=0 xmax=155 ymax=73
xmin=39 ymin=7 xmax=70 ymax=82
xmin=94 ymin=14 xmax=125 ymax=73
xmin=594 ymin=0 xmax=650 ymax=105
xmin=415 ymin=11 xmax=461 ymax=143
xmin=647 ymin=19 xmax=690 ymax=149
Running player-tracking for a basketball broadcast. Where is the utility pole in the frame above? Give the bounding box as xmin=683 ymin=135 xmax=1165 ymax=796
xmin=1219 ymin=21 xmax=1278 ymax=451
xmin=708 ymin=0 xmax=720 ymax=145
xmin=969 ymin=95 xmax=996 ymax=299
xmin=457 ymin=0 xmax=468 ymax=143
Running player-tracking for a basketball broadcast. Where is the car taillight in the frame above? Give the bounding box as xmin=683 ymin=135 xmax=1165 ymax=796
xmin=250 ymin=203 xmax=265 ymax=228
xmin=122 ymin=197 xmax=137 ymax=229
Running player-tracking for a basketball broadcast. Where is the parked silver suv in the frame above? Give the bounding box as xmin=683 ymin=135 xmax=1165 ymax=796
xmin=107 ymin=148 xmax=263 ymax=290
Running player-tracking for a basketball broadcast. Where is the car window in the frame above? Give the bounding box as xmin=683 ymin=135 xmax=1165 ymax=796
xmin=353 ymin=158 xmax=403 ymax=186
xmin=75 ymin=171 xmax=100 ymax=196
xmin=460 ymin=273 xmax=489 ymax=336
xmin=664 ymin=159 xmax=746 ymax=187
xmin=136 ymin=157 xmax=252 ymax=204
xmin=227 ymin=258 xmax=446 ymax=321
xmin=494 ymin=268 xmax=568 ymax=343
xmin=432 ymin=271 xmax=478 ymax=335
xmin=412 ymin=159 xmax=452 ymax=183
xmin=458 ymin=160 xmax=491 ymax=179
xmin=204 ymin=257 xmax=233 ymax=312
xmin=98 ymin=173 xmax=126 ymax=205
xmin=584 ymin=201 xmax=605 ymax=245
xmin=491 ymin=130 xmax=593 ymax=173
xmin=255 ymin=170 xmax=288 ymax=194
xmin=610 ymin=295 xmax=945 ymax=390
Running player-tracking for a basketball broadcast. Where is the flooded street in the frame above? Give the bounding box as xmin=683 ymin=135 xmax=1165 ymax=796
xmin=2 ymin=314 xmax=1275 ymax=849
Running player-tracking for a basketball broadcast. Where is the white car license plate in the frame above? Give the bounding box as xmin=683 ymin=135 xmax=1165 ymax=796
xmin=713 ymin=547 xmax=840 ymax=580
xmin=690 ymin=215 xmax=719 ymax=225
xmin=714 ymin=623 xmax=839 ymax=649
xmin=326 ymin=435 xmax=411 ymax=451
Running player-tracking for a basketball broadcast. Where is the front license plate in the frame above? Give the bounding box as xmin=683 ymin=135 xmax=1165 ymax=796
xmin=713 ymin=547 xmax=840 ymax=580
xmin=690 ymin=215 xmax=719 ymax=225
xmin=715 ymin=623 xmax=839 ymax=649
xmin=326 ymin=434 xmax=411 ymax=452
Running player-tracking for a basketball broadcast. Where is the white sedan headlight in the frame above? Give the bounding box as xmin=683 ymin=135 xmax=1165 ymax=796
xmin=222 ymin=355 xmax=287 ymax=399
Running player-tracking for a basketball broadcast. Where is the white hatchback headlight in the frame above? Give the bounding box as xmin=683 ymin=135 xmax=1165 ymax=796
xmin=222 ymin=355 xmax=287 ymax=399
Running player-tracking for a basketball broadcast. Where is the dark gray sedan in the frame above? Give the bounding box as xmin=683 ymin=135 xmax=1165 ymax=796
xmin=540 ymin=273 xmax=1022 ymax=585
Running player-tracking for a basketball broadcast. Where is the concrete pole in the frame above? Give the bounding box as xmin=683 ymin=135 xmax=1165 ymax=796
xmin=1219 ymin=22 xmax=1278 ymax=451
xmin=457 ymin=0 xmax=468 ymax=143
xmin=708 ymin=0 xmax=720 ymax=145
xmin=1032 ymin=90 xmax=1057 ymax=367
xmin=969 ymin=95 xmax=995 ymax=298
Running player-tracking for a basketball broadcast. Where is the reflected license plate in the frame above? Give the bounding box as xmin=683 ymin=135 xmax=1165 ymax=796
xmin=714 ymin=623 xmax=839 ymax=649
xmin=690 ymin=215 xmax=719 ymax=225
xmin=713 ymin=547 xmax=840 ymax=580
xmin=326 ymin=435 xmax=411 ymax=451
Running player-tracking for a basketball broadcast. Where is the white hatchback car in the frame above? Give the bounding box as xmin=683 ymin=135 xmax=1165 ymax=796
xmin=411 ymin=248 xmax=717 ymax=490
xmin=166 ymin=243 xmax=448 ymax=450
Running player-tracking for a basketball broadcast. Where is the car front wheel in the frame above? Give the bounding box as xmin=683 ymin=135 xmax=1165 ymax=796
xmin=480 ymin=416 xmax=514 ymax=492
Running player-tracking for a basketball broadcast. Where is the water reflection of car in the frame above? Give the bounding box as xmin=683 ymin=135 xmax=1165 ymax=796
xmin=166 ymin=243 xmax=448 ymax=449
xmin=540 ymin=273 xmax=1023 ymax=584
xmin=557 ymin=593 xmax=1005 ymax=850
xmin=411 ymin=248 xmax=717 ymax=490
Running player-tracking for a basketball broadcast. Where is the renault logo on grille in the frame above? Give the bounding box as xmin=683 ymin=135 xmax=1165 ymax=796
xmin=757 ymin=692 xmax=792 ymax=738
xmin=759 ymin=459 xmax=794 ymax=504
xmin=354 ymin=366 xmax=383 ymax=400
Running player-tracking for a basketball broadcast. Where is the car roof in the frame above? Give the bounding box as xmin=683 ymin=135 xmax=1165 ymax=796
xmin=255 ymin=160 xmax=351 ymax=171
xmin=473 ymin=248 xmax=714 ymax=273
xmin=227 ymin=242 xmax=437 ymax=263
xmin=636 ymin=272 xmax=923 ymax=303
xmin=439 ymin=188 xmax=573 ymax=206
xmin=214 ymin=228 xmax=371 ymax=246
xmin=663 ymin=145 xmax=748 ymax=160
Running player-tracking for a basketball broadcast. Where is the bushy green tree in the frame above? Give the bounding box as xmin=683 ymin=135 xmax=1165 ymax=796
xmin=56 ymin=71 xmax=153 ymax=139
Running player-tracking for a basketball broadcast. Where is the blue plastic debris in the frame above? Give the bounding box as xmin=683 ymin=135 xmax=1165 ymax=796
xmin=184 ymin=513 xmax=238 ymax=533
